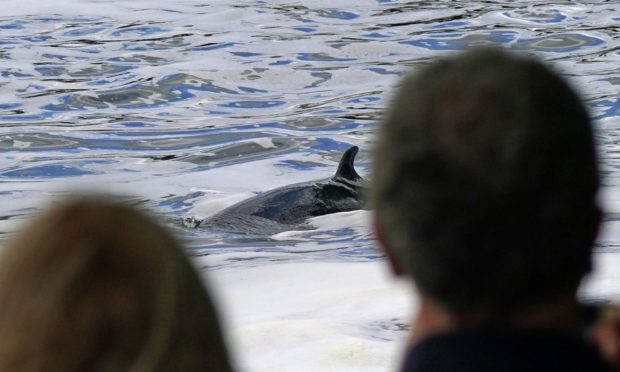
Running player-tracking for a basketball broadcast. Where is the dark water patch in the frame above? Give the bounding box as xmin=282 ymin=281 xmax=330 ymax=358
xmin=139 ymin=35 xmax=196 ymax=50
xmin=366 ymin=66 xmax=403 ymax=76
xmin=177 ymin=138 xmax=298 ymax=168
xmin=69 ymin=64 xmax=136 ymax=78
xmin=293 ymin=27 xmax=317 ymax=33
xmin=281 ymin=117 xmax=357 ymax=130
xmin=183 ymin=222 xmax=377 ymax=265
xmin=0 ymin=20 xmax=25 ymax=30
xmin=24 ymin=35 xmax=55 ymax=43
xmin=502 ymin=8 xmax=568 ymax=24
xmin=315 ymin=9 xmax=359 ymax=20
xmin=39 ymin=53 xmax=75 ymax=62
xmin=2 ymin=69 xmax=33 ymax=78
xmin=158 ymin=191 xmax=205 ymax=212
xmin=220 ymin=100 xmax=285 ymax=109
xmin=362 ymin=32 xmax=392 ymax=38
xmin=337 ymin=245 xmax=383 ymax=261
xmin=0 ymin=111 xmax=55 ymax=122
xmin=305 ymin=71 xmax=332 ymax=88
xmin=0 ymin=133 xmax=82 ymax=150
xmin=278 ymin=159 xmax=326 ymax=171
xmin=297 ymin=53 xmax=356 ymax=62
xmin=189 ymin=42 xmax=236 ymax=52
xmin=0 ymin=103 xmax=22 ymax=110
xmin=127 ymin=133 xmax=256 ymax=151
xmin=286 ymin=90 xmax=384 ymax=117
xmin=348 ymin=96 xmax=381 ymax=104
xmin=238 ymin=86 xmax=269 ymax=94
xmin=22 ymin=88 xmax=89 ymax=99
xmin=1 ymin=164 xmax=95 ymax=178
xmin=115 ymin=121 xmax=157 ymax=128
xmin=514 ymin=33 xmax=606 ymax=53
xmin=403 ymin=31 xmax=606 ymax=54
xmin=269 ymin=59 xmax=293 ymax=66
xmin=108 ymin=54 xmax=169 ymax=65
xmin=111 ymin=26 xmax=170 ymax=38
xmin=2 ymin=128 xmax=287 ymax=154
xmin=590 ymin=98 xmax=620 ymax=120
xmin=231 ymin=51 xmax=262 ymax=58
xmin=402 ymin=31 xmax=518 ymax=50
xmin=49 ymin=39 xmax=107 ymax=48
xmin=35 ymin=66 xmax=67 ymax=77
xmin=430 ymin=21 xmax=470 ymax=29
xmin=63 ymin=27 xmax=106 ymax=37
xmin=42 ymin=73 xmax=239 ymax=111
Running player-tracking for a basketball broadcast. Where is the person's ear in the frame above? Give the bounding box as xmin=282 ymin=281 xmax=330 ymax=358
xmin=373 ymin=214 xmax=404 ymax=276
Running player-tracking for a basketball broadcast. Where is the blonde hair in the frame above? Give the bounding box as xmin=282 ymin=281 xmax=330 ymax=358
xmin=0 ymin=197 xmax=233 ymax=372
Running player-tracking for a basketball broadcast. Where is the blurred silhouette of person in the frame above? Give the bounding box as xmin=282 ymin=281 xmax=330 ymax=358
xmin=373 ymin=47 xmax=615 ymax=371
xmin=0 ymin=196 xmax=234 ymax=372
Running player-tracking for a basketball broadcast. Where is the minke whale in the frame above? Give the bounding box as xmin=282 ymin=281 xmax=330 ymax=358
xmin=191 ymin=146 xmax=367 ymax=235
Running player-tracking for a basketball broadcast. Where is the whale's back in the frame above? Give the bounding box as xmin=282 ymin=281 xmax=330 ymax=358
xmin=199 ymin=146 xmax=366 ymax=235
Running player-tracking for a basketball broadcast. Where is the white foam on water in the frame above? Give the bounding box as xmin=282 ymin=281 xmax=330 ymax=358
xmin=12 ymin=139 xmax=31 ymax=149
xmin=252 ymin=138 xmax=277 ymax=149
xmin=581 ymin=252 xmax=620 ymax=302
xmin=309 ymin=209 xmax=372 ymax=232
xmin=190 ymin=191 xmax=256 ymax=218
xmin=269 ymin=210 xmax=372 ymax=241
xmin=202 ymin=260 xmax=416 ymax=372
xmin=271 ymin=230 xmax=313 ymax=242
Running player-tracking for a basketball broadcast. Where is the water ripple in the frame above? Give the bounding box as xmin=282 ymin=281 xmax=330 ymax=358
xmin=0 ymin=1 xmax=619 ymax=264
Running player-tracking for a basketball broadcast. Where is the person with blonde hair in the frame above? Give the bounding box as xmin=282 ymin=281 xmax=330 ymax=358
xmin=0 ymin=196 xmax=234 ymax=372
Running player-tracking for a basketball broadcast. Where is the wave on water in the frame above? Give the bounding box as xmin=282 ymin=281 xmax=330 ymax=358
xmin=0 ymin=0 xmax=619 ymax=267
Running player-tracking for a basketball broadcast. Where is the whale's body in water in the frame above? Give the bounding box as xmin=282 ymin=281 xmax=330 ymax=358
xmin=199 ymin=146 xmax=367 ymax=235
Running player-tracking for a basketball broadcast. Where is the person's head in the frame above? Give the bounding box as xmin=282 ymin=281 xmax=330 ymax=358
xmin=373 ymin=47 xmax=601 ymax=318
xmin=0 ymin=196 xmax=233 ymax=372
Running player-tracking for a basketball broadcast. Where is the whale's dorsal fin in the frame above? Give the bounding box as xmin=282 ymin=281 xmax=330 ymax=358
xmin=334 ymin=146 xmax=361 ymax=181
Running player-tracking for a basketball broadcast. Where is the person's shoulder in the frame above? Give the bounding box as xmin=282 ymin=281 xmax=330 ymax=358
xmin=400 ymin=328 xmax=613 ymax=372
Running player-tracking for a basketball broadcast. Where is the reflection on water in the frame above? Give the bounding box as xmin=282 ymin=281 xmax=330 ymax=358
xmin=1 ymin=1 xmax=620 ymax=266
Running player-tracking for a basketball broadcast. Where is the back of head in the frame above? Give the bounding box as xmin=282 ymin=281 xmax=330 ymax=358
xmin=373 ymin=48 xmax=600 ymax=316
xmin=0 ymin=197 xmax=233 ymax=372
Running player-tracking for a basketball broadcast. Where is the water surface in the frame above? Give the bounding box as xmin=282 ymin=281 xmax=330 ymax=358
xmin=1 ymin=4 xmax=620 ymax=368
xmin=2 ymin=1 xmax=619 ymax=269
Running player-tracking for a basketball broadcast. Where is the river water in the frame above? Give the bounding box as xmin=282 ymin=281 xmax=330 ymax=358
xmin=1 ymin=1 xmax=620 ymax=371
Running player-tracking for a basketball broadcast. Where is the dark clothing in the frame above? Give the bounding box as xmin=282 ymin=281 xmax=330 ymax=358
xmin=401 ymin=328 xmax=613 ymax=372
